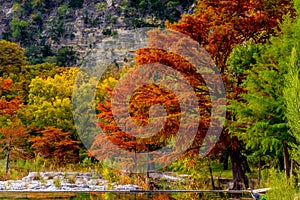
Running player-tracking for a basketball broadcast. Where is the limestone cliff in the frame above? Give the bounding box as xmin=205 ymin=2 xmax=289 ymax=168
xmin=0 ymin=0 xmax=194 ymax=66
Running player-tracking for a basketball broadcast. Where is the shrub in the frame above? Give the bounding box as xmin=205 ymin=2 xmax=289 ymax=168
xmin=53 ymin=177 xmax=61 ymax=188
xmin=264 ymin=169 xmax=297 ymax=200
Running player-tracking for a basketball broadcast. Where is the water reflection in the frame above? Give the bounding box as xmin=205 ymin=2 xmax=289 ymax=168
xmin=0 ymin=192 xmax=248 ymax=199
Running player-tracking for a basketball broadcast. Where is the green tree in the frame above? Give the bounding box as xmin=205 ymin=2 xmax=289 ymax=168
xmin=31 ymin=0 xmax=46 ymax=9
xmin=0 ymin=40 xmax=27 ymax=77
xmin=283 ymin=48 xmax=300 ymax=163
xmin=231 ymin=47 xmax=292 ymax=176
xmin=230 ymin=0 xmax=300 ymax=178
xmin=10 ymin=18 xmax=29 ymax=44
xmin=56 ymin=46 xmax=76 ymax=66
xmin=72 ymin=73 xmax=118 ymax=149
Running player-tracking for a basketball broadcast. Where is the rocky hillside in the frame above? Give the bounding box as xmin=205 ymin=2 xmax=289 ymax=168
xmin=0 ymin=0 xmax=194 ymax=66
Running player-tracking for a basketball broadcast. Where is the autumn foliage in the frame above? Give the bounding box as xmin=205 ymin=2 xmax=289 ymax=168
xmin=134 ymin=33 xmax=213 ymax=157
xmin=0 ymin=123 xmax=29 ymax=159
xmin=90 ymin=0 xmax=295 ymax=189
xmin=90 ymin=30 xmax=221 ymax=171
xmin=0 ymin=77 xmax=23 ymax=119
xmin=0 ymin=77 xmax=29 ymax=174
xmin=163 ymin=0 xmax=294 ymax=190
xmin=167 ymin=0 xmax=294 ymax=71
xmin=91 ymin=83 xmax=182 ymax=153
xmin=30 ymin=126 xmax=80 ymax=163
xmin=0 ymin=77 xmax=12 ymax=90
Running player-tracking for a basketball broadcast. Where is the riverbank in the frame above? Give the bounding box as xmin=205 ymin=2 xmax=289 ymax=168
xmin=0 ymin=172 xmax=139 ymax=191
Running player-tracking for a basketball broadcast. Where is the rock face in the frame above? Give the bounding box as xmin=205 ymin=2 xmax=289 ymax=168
xmin=0 ymin=0 xmax=194 ymax=66
xmin=82 ymin=28 xmax=149 ymax=69
xmin=0 ymin=172 xmax=139 ymax=191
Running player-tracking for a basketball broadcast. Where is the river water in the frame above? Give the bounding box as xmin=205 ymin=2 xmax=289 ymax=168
xmin=0 ymin=191 xmax=253 ymax=199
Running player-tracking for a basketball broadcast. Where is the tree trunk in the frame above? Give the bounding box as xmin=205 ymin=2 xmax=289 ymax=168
xmin=290 ymin=159 xmax=293 ymax=178
xmin=279 ymin=154 xmax=285 ymax=171
xmin=133 ymin=148 xmax=137 ymax=172
xmin=6 ymin=147 xmax=11 ymax=175
xmin=146 ymin=145 xmax=150 ymax=179
xmin=208 ymin=157 xmax=216 ymax=189
xmin=283 ymin=142 xmax=290 ymax=179
xmin=229 ymin=147 xmax=249 ymax=190
xmin=258 ymin=156 xmax=261 ymax=187
xmin=221 ymin=151 xmax=229 ymax=170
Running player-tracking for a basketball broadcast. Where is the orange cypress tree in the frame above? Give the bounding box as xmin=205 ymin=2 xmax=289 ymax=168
xmin=91 ymin=34 xmax=216 ymax=172
xmin=163 ymin=0 xmax=294 ymax=189
xmin=0 ymin=122 xmax=29 ymax=174
xmin=92 ymin=0 xmax=293 ymax=188
xmin=91 ymin=82 xmax=185 ymax=171
xmin=0 ymin=77 xmax=29 ymax=175
xmin=167 ymin=0 xmax=294 ymax=72
xmin=30 ymin=126 xmax=80 ymax=164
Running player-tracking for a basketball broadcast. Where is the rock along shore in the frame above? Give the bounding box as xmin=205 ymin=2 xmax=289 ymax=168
xmin=0 ymin=172 xmax=139 ymax=191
